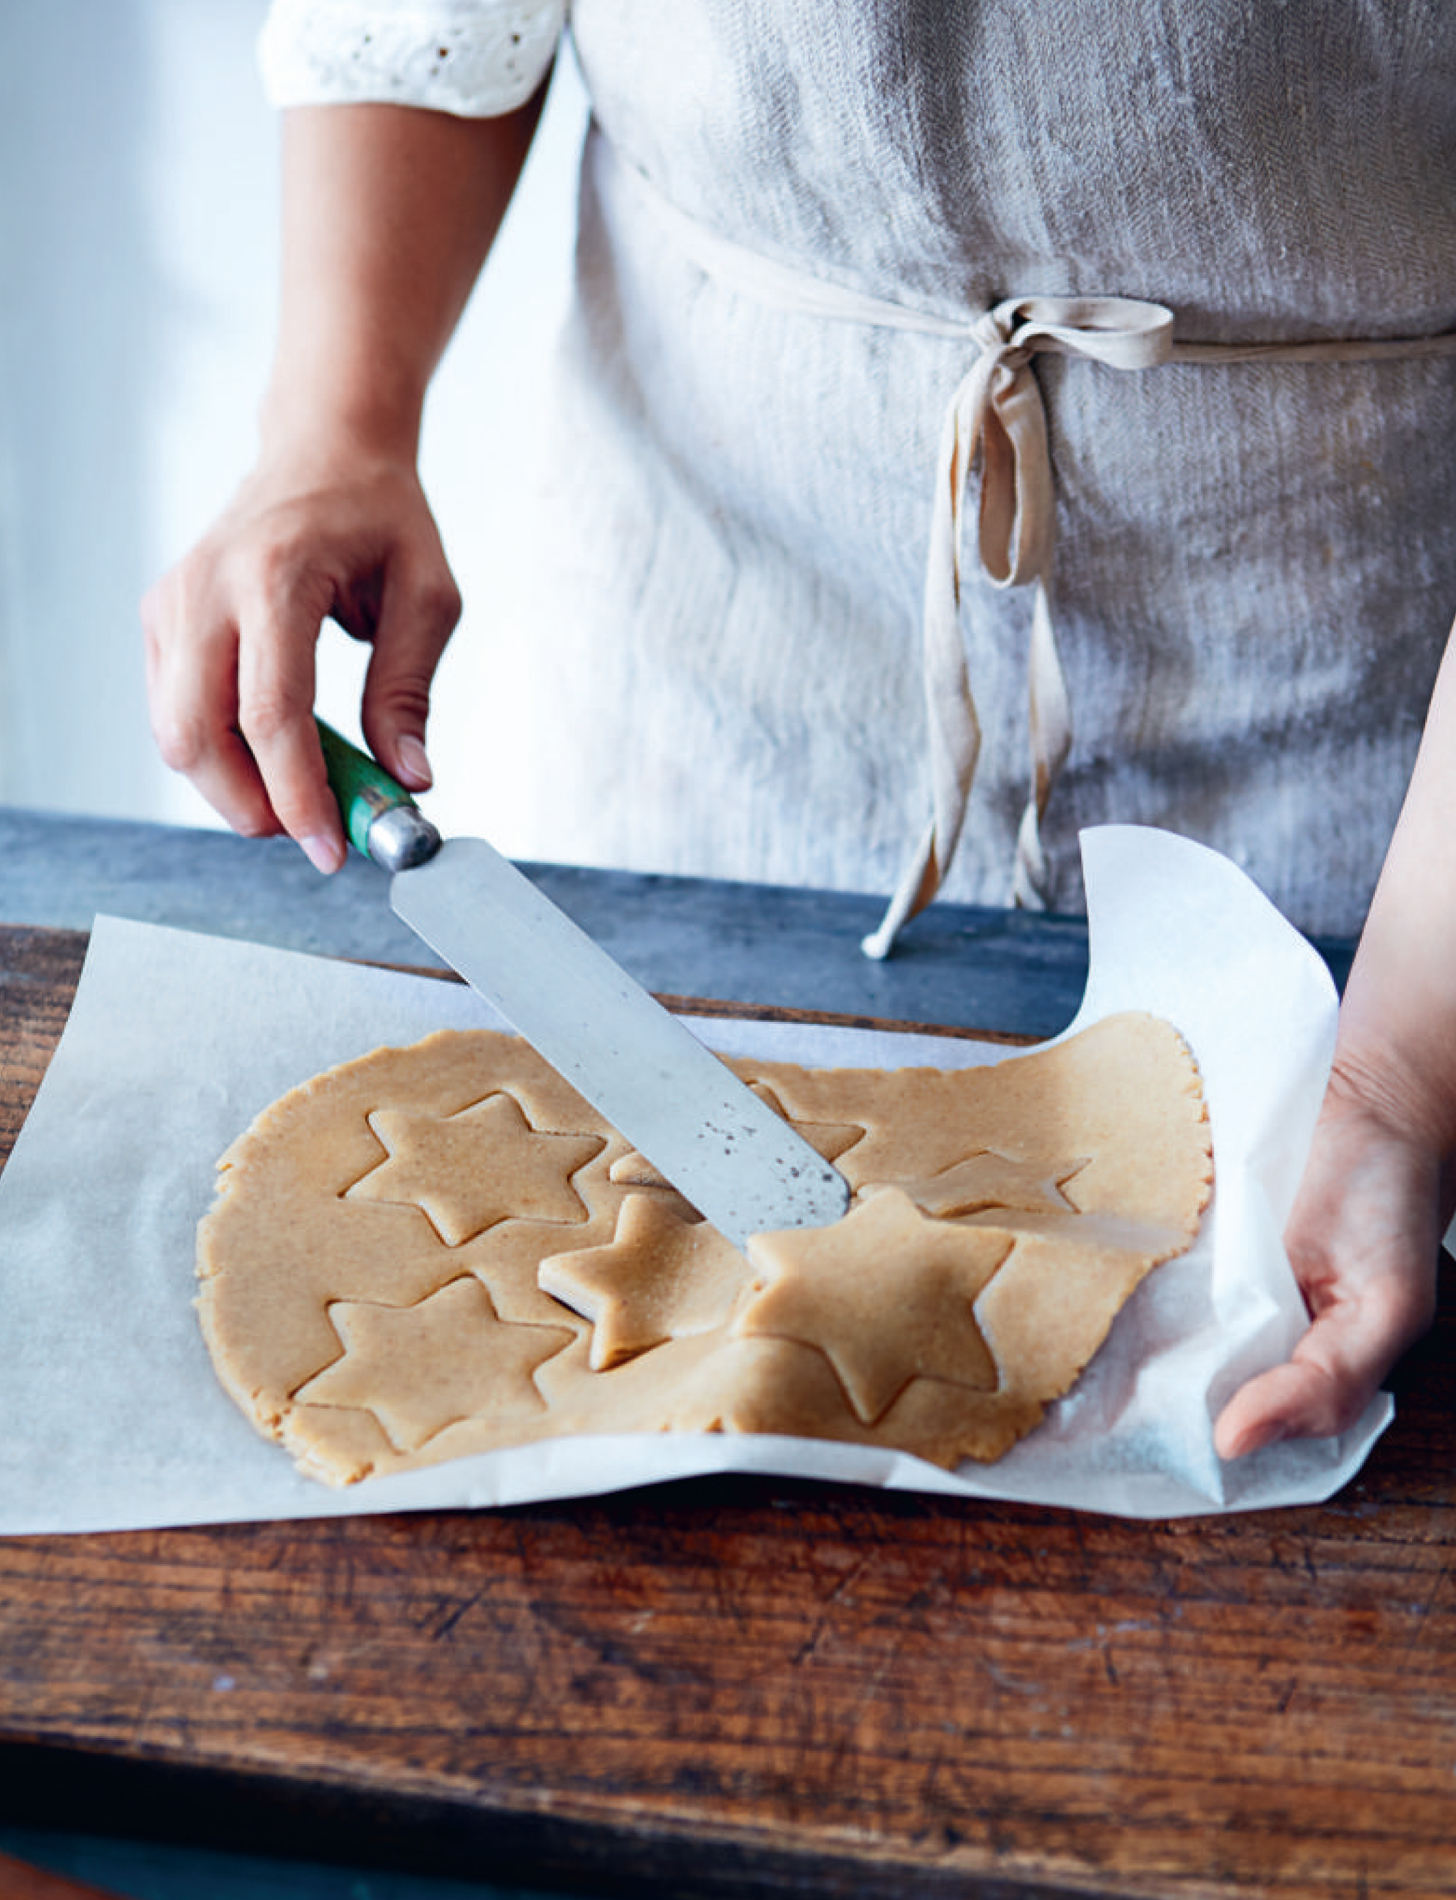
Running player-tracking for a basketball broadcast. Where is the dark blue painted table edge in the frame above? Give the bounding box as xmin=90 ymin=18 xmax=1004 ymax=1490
xmin=0 ymin=806 xmax=1355 ymax=1041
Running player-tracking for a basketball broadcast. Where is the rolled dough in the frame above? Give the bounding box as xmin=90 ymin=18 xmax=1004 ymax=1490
xmin=196 ymin=1011 xmax=1211 ymax=1484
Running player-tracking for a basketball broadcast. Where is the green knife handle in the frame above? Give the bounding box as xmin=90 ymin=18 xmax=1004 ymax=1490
xmin=316 ymin=718 xmax=442 ymax=873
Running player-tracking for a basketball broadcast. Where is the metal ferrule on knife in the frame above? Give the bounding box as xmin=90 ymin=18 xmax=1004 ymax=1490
xmin=314 ymin=719 xmax=442 ymax=872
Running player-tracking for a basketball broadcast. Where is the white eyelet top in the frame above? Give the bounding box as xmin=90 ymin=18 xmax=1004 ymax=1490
xmin=258 ymin=0 xmax=568 ymax=117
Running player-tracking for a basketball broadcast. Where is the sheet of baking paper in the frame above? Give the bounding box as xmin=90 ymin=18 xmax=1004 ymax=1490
xmin=0 ymin=825 xmax=1389 ymax=1533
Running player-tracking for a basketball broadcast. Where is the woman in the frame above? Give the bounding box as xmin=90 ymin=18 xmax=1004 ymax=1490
xmin=142 ymin=0 xmax=1456 ymax=1460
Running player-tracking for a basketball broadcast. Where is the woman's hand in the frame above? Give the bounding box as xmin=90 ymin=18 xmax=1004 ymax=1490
xmin=142 ymin=445 xmax=459 ymax=870
xmin=1216 ymin=618 xmax=1456 ymax=1459
xmin=1213 ymin=1057 xmax=1442 ymax=1458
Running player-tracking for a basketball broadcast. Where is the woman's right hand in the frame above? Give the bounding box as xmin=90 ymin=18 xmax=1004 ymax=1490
xmin=141 ymin=441 xmax=461 ymax=872
xmin=139 ymin=92 xmax=547 ymax=869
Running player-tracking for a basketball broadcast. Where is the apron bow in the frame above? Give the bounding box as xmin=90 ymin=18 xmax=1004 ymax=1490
xmin=862 ymin=295 xmax=1174 ymax=956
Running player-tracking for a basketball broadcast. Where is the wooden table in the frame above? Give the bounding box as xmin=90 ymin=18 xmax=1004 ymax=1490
xmin=2 ymin=924 xmax=1454 ymax=1900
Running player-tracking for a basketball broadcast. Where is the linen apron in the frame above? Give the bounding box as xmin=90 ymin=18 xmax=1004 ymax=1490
xmin=278 ymin=2 xmax=1456 ymax=943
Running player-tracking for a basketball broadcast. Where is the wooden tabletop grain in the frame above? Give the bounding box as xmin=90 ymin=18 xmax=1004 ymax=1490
xmin=2 ymin=925 xmax=1453 ymax=1900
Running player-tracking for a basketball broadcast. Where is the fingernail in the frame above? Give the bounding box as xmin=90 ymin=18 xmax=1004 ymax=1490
xmin=396 ymin=734 xmax=432 ymax=790
xmin=301 ymin=833 xmax=345 ymax=875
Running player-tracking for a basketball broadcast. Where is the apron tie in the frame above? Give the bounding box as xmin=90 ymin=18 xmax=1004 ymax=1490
xmin=861 ymin=295 xmax=1173 ymax=956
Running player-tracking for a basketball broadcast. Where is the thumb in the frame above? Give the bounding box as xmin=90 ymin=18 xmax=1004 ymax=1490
xmin=1212 ymin=1267 xmax=1435 ymax=1460
xmin=359 ymin=551 xmax=462 ymax=789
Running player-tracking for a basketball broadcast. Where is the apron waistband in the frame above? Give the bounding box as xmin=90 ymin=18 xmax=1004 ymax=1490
xmin=604 ymin=142 xmax=1456 ymax=956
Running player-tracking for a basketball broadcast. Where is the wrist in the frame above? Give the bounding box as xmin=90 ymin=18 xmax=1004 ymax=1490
xmin=258 ymin=355 xmax=426 ymax=469
xmin=1329 ymin=970 xmax=1456 ymax=1162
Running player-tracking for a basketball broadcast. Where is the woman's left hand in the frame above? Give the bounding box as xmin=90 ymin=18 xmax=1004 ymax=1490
xmin=1213 ymin=1057 xmax=1442 ymax=1459
xmin=1216 ymin=617 xmax=1456 ymax=1460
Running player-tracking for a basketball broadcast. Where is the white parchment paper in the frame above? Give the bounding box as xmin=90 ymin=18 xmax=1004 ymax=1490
xmin=0 ymin=826 xmax=1389 ymax=1533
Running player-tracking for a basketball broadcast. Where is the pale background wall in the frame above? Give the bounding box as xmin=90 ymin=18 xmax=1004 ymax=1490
xmin=0 ymin=0 xmax=587 ymax=853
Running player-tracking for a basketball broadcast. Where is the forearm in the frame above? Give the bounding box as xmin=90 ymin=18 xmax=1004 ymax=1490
xmin=1334 ymin=621 xmax=1456 ymax=1156
xmin=262 ymin=92 xmax=546 ymax=465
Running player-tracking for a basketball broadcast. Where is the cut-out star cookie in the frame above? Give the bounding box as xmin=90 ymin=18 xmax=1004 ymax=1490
xmin=741 ymin=1185 xmax=1018 ymax=1428
xmin=609 ymin=1082 xmax=863 ymax=1192
xmin=877 ymin=1151 xmax=1089 ymax=1219
xmin=540 ymin=1194 xmax=754 ymax=1370
xmin=294 ymin=1276 xmax=573 ymax=1452
xmin=345 ymin=1092 xmax=603 ymax=1245
xmin=737 ymin=1187 xmax=1010 ymax=1423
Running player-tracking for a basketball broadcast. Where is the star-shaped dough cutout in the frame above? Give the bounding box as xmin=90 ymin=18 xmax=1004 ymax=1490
xmin=878 ymin=1151 xmax=1089 ymax=1220
xmin=540 ymin=1194 xmax=754 ymax=1370
xmin=345 ymin=1092 xmax=603 ymax=1245
xmin=293 ymin=1276 xmax=573 ymax=1452
xmin=737 ymin=1187 xmax=1010 ymax=1423
xmin=608 ymin=1083 xmax=863 ymax=1192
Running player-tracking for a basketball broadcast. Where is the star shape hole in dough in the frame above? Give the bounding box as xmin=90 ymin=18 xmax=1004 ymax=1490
xmin=880 ymin=1151 xmax=1091 ymax=1220
xmin=737 ymin=1187 xmax=1011 ymax=1424
xmin=608 ymin=1083 xmax=864 ymax=1193
xmin=293 ymin=1276 xmax=574 ymax=1453
xmin=344 ymin=1092 xmax=604 ymax=1245
xmin=540 ymin=1194 xmax=755 ymax=1370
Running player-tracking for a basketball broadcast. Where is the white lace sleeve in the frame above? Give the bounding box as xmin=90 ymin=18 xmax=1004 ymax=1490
xmin=258 ymin=0 xmax=567 ymax=118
